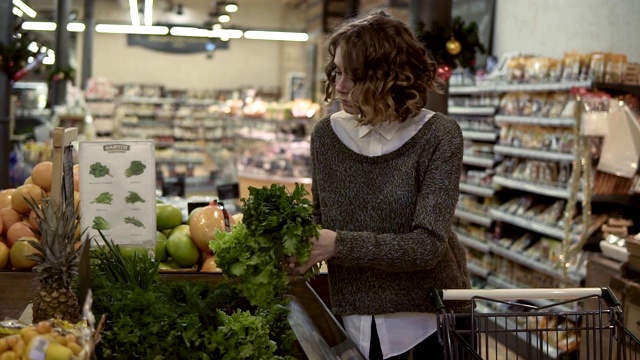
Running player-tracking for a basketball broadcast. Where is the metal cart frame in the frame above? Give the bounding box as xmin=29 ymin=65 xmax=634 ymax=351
xmin=431 ymin=287 xmax=640 ymax=360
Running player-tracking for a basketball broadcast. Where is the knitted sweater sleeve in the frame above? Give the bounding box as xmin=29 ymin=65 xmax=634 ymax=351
xmin=310 ymin=127 xmax=322 ymax=226
xmin=333 ymin=117 xmax=464 ymax=272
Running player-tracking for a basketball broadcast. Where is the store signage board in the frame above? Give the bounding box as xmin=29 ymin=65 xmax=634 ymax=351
xmin=128 ymin=34 xmax=229 ymax=54
xmin=79 ymin=140 xmax=157 ymax=249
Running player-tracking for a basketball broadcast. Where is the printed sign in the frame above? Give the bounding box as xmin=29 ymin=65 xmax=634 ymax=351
xmin=79 ymin=140 xmax=156 ymax=249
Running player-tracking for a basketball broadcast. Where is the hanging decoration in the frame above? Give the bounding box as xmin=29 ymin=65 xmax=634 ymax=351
xmin=416 ymin=16 xmax=486 ymax=72
xmin=0 ymin=21 xmax=46 ymax=82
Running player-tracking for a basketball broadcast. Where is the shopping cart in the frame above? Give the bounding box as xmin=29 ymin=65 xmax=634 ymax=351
xmin=430 ymin=287 xmax=640 ymax=360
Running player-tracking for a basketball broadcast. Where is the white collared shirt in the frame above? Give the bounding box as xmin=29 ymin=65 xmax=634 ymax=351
xmin=329 ymin=108 xmax=438 ymax=359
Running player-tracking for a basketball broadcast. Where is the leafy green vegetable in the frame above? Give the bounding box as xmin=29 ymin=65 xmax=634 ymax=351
xmin=124 ymin=191 xmax=145 ymax=204
xmin=211 ymin=183 xmax=320 ymax=308
xmin=125 ymin=160 xmax=146 ymax=177
xmin=91 ymin=192 xmax=113 ymax=205
xmin=92 ymin=216 xmax=111 ymax=230
xmin=89 ymin=162 xmax=113 ymax=178
xmin=124 ymin=216 xmax=145 ymax=228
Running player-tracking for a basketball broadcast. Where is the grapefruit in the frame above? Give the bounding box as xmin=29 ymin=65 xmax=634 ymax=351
xmin=166 ymin=232 xmax=199 ymax=267
xmin=7 ymin=222 xmax=36 ymax=248
xmin=0 ymin=207 xmax=21 ymax=236
xmin=10 ymin=237 xmax=40 ymax=270
xmin=0 ymin=188 xmax=15 ymax=209
xmin=119 ymin=246 xmax=149 ymax=261
xmin=24 ymin=176 xmax=33 ymax=184
xmin=156 ymin=203 xmax=182 ymax=230
xmin=0 ymin=241 xmax=8 ymax=268
xmin=189 ymin=201 xmax=235 ymax=254
xmin=169 ymin=224 xmax=190 ymax=237
xmin=11 ymin=184 xmax=43 ymax=215
xmin=31 ymin=161 xmax=53 ymax=191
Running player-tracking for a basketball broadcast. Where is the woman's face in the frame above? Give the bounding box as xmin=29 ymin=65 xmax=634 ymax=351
xmin=334 ymin=46 xmax=358 ymax=115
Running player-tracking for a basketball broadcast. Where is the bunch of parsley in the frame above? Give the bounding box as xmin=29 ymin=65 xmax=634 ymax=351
xmin=211 ymin=184 xmax=320 ymax=309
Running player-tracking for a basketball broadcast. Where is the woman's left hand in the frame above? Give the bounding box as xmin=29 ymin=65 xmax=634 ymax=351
xmin=295 ymin=229 xmax=337 ymax=274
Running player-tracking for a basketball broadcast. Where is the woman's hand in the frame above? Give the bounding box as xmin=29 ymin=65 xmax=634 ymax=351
xmin=295 ymin=229 xmax=337 ymax=274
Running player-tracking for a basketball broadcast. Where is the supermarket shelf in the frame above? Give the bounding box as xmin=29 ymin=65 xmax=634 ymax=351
xmin=489 ymin=243 xmax=583 ymax=284
xmin=463 ymin=155 xmax=495 ymax=168
xmin=494 ymin=145 xmax=574 ymax=162
xmin=494 ymin=115 xmax=575 ymax=127
xmin=156 ymin=158 xmax=204 ymax=164
xmin=459 ymin=182 xmax=495 ymax=198
xmin=448 ymin=106 xmax=496 ymax=116
xmin=121 ymin=96 xmax=178 ymax=104
xmin=489 ymin=208 xmax=606 ymax=242
xmin=492 ymin=176 xmax=584 ymax=200
xmin=454 ymin=207 xmax=493 ymax=227
xmin=449 ymin=81 xmax=592 ymax=95
xmin=462 ymin=130 xmax=498 ymax=142
xmin=454 ymin=230 xmax=491 ymax=253
xmin=467 ymin=262 xmax=491 ymax=278
xmin=593 ymin=82 xmax=640 ymax=97
xmin=486 ymin=276 xmax=576 ymax=313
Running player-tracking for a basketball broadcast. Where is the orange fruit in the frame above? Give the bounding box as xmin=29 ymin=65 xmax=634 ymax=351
xmin=11 ymin=184 xmax=43 ymax=215
xmin=201 ymin=255 xmax=221 ymax=273
xmin=7 ymin=222 xmax=36 ymax=248
xmin=0 ymin=189 xmax=15 ymax=210
xmin=31 ymin=161 xmax=53 ymax=191
xmin=0 ymin=241 xmax=9 ymax=268
xmin=10 ymin=237 xmax=40 ymax=270
xmin=0 ymin=208 xmax=22 ymax=237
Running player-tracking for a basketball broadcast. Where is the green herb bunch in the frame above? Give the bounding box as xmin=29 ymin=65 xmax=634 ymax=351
xmin=211 ymin=184 xmax=320 ymax=309
xmin=89 ymin=162 xmax=112 ymax=178
xmin=125 ymin=160 xmax=146 ymax=177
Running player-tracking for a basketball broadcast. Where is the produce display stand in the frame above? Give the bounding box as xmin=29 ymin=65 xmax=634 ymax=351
xmin=2 ymin=271 xmax=360 ymax=359
xmin=237 ymin=171 xmax=312 ymax=200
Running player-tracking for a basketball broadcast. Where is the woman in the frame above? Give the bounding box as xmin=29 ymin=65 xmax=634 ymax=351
xmin=295 ymin=10 xmax=471 ymax=360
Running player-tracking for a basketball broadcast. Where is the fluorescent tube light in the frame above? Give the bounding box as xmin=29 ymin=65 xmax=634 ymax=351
xmin=22 ymin=22 xmax=56 ymax=31
xmin=95 ymin=24 xmax=169 ymax=35
xmin=12 ymin=0 xmax=37 ymax=18
xmin=244 ymin=30 xmax=308 ymax=42
xmin=129 ymin=0 xmax=140 ymax=26
xmin=170 ymin=27 xmax=242 ymax=39
xmin=218 ymin=14 xmax=230 ymax=23
xmin=211 ymin=28 xmax=242 ymax=39
xmin=13 ymin=7 xmax=24 ymax=17
xmin=170 ymin=27 xmax=211 ymax=37
xmin=225 ymin=3 xmax=238 ymax=13
xmin=144 ymin=0 xmax=153 ymax=26
xmin=67 ymin=23 xmax=86 ymax=32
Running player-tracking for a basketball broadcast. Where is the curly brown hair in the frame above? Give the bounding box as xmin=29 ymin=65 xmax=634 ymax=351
xmin=324 ymin=10 xmax=443 ymax=126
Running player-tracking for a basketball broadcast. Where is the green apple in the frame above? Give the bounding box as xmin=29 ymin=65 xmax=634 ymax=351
xmin=166 ymin=232 xmax=200 ymax=268
xmin=156 ymin=203 xmax=182 ymax=230
xmin=155 ymin=231 xmax=168 ymax=262
xmin=169 ymin=224 xmax=190 ymax=237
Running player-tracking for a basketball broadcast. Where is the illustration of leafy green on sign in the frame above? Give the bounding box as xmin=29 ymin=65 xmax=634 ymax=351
xmin=125 ymin=161 xmax=146 ymax=177
xmin=92 ymin=216 xmax=111 ymax=230
xmin=89 ymin=162 xmax=113 ymax=178
xmin=125 ymin=191 xmax=145 ymax=204
xmin=91 ymin=192 xmax=113 ymax=205
xmin=125 ymin=216 xmax=145 ymax=228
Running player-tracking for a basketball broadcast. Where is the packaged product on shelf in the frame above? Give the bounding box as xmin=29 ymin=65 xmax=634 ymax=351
xmin=588 ymin=52 xmax=606 ymax=83
xmin=562 ymin=51 xmax=582 ymax=81
xmin=605 ymin=53 xmax=628 ymax=84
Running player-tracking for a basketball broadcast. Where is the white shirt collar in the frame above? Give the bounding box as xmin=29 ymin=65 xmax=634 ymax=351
xmin=358 ymin=121 xmax=402 ymax=141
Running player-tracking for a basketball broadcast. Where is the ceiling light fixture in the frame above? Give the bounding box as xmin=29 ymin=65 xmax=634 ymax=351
xmin=96 ymin=24 xmax=169 ymax=35
xmin=12 ymin=0 xmax=37 ymax=18
xmin=27 ymin=41 xmax=39 ymax=52
xmin=144 ymin=0 xmax=154 ymax=26
xmin=224 ymin=3 xmax=238 ymax=13
xmin=244 ymin=30 xmax=308 ymax=42
xmin=170 ymin=27 xmax=243 ymax=39
xmin=12 ymin=7 xmax=24 ymax=17
xmin=21 ymin=21 xmax=86 ymax=32
xmin=22 ymin=21 xmax=56 ymax=31
xmin=218 ymin=14 xmax=230 ymax=23
xmin=211 ymin=28 xmax=242 ymax=39
xmin=129 ymin=0 xmax=140 ymax=26
xmin=67 ymin=22 xmax=86 ymax=32
xmin=212 ymin=23 xmax=222 ymax=30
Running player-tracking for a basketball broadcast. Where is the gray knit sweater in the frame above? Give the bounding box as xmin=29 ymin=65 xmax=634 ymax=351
xmin=310 ymin=112 xmax=471 ymax=316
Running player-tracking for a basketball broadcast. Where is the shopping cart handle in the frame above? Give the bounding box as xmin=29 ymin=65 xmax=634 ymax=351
xmin=600 ymin=287 xmax=621 ymax=308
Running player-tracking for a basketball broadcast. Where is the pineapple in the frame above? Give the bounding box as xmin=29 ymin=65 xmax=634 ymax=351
xmin=27 ymin=196 xmax=82 ymax=323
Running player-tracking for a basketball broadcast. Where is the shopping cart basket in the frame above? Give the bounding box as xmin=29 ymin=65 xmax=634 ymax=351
xmin=430 ymin=287 xmax=640 ymax=360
